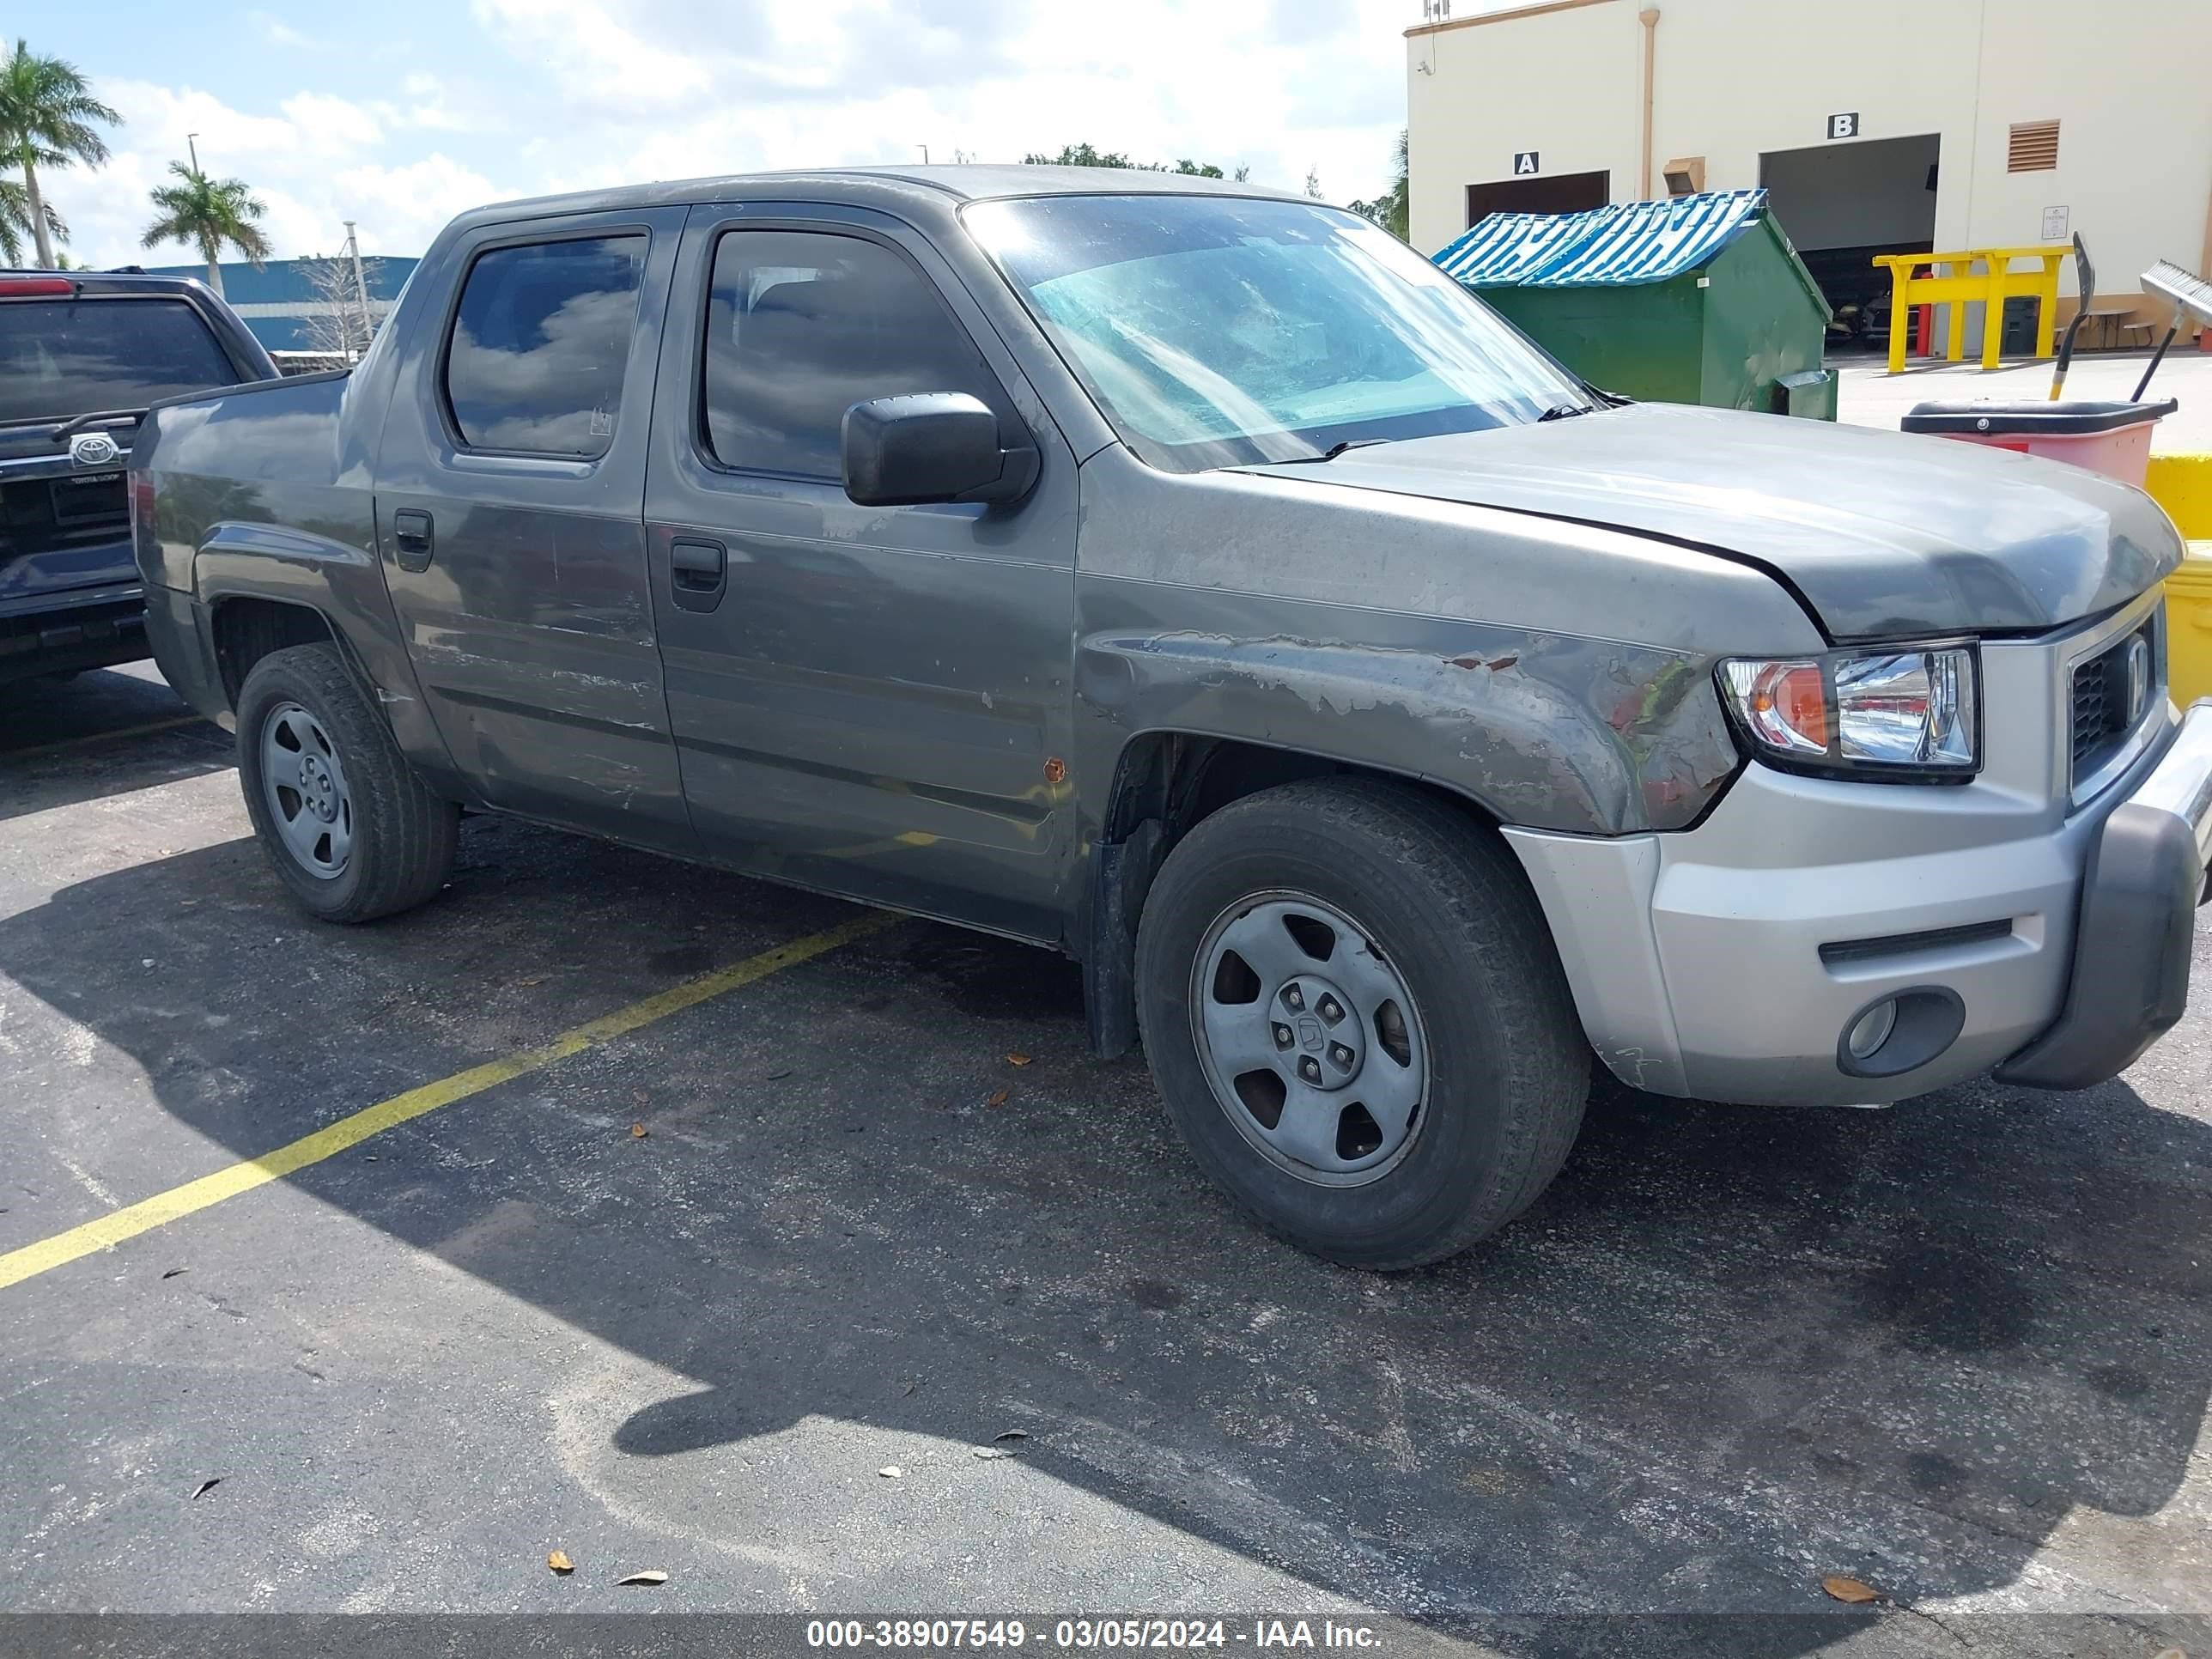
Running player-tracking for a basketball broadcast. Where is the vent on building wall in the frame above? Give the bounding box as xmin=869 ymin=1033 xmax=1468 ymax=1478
xmin=2008 ymin=120 xmax=2060 ymax=172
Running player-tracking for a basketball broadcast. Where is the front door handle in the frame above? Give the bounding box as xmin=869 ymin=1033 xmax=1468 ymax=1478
xmin=670 ymin=538 xmax=726 ymax=613
xmin=392 ymin=508 xmax=434 ymax=573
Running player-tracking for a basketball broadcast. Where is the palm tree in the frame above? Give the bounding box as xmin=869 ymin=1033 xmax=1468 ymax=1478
xmin=0 ymin=40 xmax=118 ymax=270
xmin=1346 ymin=131 xmax=1410 ymax=243
xmin=0 ymin=173 xmax=65 ymax=266
xmin=141 ymin=161 xmax=270 ymax=297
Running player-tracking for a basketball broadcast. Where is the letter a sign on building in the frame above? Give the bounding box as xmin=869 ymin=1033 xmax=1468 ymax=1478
xmin=1513 ymin=150 xmax=1539 ymax=175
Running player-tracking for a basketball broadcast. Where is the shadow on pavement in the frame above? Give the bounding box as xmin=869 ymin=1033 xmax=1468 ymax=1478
xmin=1 ymin=823 xmax=2205 ymax=1654
xmin=0 ymin=667 xmax=230 ymax=822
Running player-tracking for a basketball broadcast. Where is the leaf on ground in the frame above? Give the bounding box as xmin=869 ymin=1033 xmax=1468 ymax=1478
xmin=973 ymin=1446 xmax=1015 ymax=1459
xmin=878 ymin=1466 xmax=902 ymax=1479
xmin=547 ymin=1550 xmax=574 ymax=1574
xmin=986 ymin=1089 xmax=1010 ymax=1108
xmin=191 ymin=1478 xmax=222 ymax=1500
xmin=617 ymin=1569 xmax=668 ymax=1587
xmin=902 ymin=1380 xmax=920 ymax=1396
xmin=765 ymin=1069 xmax=793 ymax=1082
xmin=512 ymin=975 xmax=545 ymax=988
xmin=161 ymin=1268 xmax=187 ymax=1279
xmin=1820 ymin=1575 xmax=1881 ymax=1604
xmin=992 ymin=1429 xmax=1030 ymax=1443
xmin=630 ymin=1122 xmax=648 ymax=1139
xmin=633 ymin=1090 xmax=649 ymax=1105
xmin=1005 ymin=1053 xmax=1032 ymax=1066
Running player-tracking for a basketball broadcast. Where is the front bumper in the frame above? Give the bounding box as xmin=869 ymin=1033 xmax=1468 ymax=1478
xmin=1997 ymin=699 xmax=2212 ymax=1087
xmin=1505 ymin=599 xmax=2210 ymax=1105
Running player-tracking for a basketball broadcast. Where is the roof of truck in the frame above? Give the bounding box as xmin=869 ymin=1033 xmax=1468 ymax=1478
xmin=449 ymin=164 xmax=1304 ymax=232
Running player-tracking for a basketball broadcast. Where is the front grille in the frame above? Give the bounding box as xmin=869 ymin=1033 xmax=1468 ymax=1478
xmin=2069 ymin=619 xmax=2156 ymax=786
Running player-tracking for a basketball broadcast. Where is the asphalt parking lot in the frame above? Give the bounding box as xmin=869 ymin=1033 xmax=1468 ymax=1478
xmin=3 ymin=665 xmax=2209 ymax=1659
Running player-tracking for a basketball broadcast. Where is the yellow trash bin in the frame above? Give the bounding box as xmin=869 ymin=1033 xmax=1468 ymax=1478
xmin=2171 ymin=548 xmax=2212 ymax=710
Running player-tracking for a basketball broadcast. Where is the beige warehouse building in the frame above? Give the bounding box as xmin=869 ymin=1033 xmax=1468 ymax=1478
xmin=1405 ymin=0 xmax=2212 ymax=333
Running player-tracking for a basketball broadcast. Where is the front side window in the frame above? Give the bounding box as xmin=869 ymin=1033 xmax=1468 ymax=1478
xmin=444 ymin=235 xmax=646 ymax=457
xmin=702 ymin=230 xmax=1013 ymax=479
xmin=963 ymin=194 xmax=1592 ymax=472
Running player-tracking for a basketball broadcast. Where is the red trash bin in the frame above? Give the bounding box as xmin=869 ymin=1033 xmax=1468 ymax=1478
xmin=1899 ymin=398 xmax=2176 ymax=487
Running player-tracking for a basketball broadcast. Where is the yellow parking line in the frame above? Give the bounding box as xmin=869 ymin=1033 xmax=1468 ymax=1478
xmin=0 ymin=911 xmax=896 ymax=1293
xmin=3 ymin=715 xmax=206 ymax=760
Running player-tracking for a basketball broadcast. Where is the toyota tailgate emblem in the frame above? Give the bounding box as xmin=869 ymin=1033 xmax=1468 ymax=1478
xmin=69 ymin=431 xmax=121 ymax=469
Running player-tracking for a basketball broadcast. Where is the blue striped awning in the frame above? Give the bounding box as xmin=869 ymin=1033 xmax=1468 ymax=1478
xmin=1432 ymin=189 xmax=1769 ymax=289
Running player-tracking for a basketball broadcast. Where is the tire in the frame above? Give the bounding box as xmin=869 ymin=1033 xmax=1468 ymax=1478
xmin=1134 ymin=777 xmax=1589 ymax=1269
xmin=234 ymin=643 xmax=458 ymax=923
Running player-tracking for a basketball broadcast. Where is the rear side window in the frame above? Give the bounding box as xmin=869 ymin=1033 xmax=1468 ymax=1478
xmin=444 ymin=235 xmax=647 ymax=457
xmin=702 ymin=230 xmax=1013 ymax=479
xmin=0 ymin=298 xmax=238 ymax=425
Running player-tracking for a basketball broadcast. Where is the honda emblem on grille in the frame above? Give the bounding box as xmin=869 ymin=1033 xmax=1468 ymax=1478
xmin=69 ymin=431 xmax=120 ymax=469
xmin=2124 ymin=635 xmax=2152 ymax=726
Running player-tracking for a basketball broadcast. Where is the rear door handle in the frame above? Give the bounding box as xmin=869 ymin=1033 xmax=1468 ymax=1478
xmin=392 ymin=508 xmax=434 ymax=572
xmin=670 ymin=538 xmax=726 ymax=613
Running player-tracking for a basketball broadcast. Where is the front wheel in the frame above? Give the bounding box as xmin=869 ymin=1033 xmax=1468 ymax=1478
xmin=235 ymin=643 xmax=458 ymax=923
xmin=1134 ymin=778 xmax=1589 ymax=1269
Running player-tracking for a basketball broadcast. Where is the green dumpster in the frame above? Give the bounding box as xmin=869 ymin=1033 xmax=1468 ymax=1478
xmin=1433 ymin=189 xmax=1835 ymax=419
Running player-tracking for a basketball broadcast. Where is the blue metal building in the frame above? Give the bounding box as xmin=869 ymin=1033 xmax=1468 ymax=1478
xmin=140 ymin=255 xmax=420 ymax=353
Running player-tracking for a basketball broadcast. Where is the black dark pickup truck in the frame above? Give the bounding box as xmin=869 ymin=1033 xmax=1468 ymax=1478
xmin=1 ymin=271 xmax=273 ymax=686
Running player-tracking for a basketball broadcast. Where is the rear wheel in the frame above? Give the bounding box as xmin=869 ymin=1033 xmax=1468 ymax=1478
xmin=1135 ymin=777 xmax=1589 ymax=1269
xmin=235 ymin=643 xmax=457 ymax=923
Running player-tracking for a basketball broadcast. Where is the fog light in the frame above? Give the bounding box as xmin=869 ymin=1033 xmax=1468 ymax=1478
xmin=1845 ymin=999 xmax=1899 ymax=1062
xmin=1836 ymin=986 xmax=1966 ymax=1079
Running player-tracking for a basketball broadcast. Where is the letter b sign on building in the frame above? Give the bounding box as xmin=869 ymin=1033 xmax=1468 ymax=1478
xmin=1827 ymin=112 xmax=1859 ymax=140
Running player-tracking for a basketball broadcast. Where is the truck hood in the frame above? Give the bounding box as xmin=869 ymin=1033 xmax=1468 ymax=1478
xmin=1241 ymin=403 xmax=2183 ymax=641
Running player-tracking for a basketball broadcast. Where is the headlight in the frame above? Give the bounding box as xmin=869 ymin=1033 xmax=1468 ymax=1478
xmin=1717 ymin=644 xmax=1978 ymax=780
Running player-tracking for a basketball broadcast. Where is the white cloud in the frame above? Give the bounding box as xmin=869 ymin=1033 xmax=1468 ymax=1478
xmin=328 ymin=155 xmax=507 ymax=253
xmin=38 ymin=0 xmax=1410 ymax=269
xmin=250 ymin=12 xmax=319 ymax=49
xmin=279 ymin=92 xmax=384 ymax=155
xmin=47 ymin=81 xmax=498 ymax=267
xmin=475 ymin=0 xmax=1408 ymax=200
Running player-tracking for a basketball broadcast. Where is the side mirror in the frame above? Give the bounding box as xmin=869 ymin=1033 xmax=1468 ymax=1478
xmin=842 ymin=393 xmax=1040 ymax=508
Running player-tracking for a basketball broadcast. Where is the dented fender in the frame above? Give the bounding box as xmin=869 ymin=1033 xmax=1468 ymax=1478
xmin=1076 ymin=626 xmax=1738 ymax=835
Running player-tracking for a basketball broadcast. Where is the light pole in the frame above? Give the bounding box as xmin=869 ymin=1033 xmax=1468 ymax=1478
xmin=186 ymin=132 xmax=200 ymax=173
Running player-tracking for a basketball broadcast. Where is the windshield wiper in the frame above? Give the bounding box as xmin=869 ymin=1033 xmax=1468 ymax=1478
xmin=1271 ymin=438 xmax=1395 ymax=465
xmin=49 ymin=408 xmax=149 ymax=441
xmin=1535 ymin=402 xmax=1596 ymax=422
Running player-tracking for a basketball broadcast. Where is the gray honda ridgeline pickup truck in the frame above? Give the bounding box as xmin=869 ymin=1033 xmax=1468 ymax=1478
xmin=133 ymin=169 xmax=2212 ymax=1267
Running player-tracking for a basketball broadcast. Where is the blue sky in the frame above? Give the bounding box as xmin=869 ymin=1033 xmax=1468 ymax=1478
xmin=9 ymin=0 xmax=1414 ymax=269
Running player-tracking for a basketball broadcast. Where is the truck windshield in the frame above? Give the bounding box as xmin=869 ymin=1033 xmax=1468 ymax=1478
xmin=0 ymin=298 xmax=238 ymax=427
xmin=963 ymin=193 xmax=1593 ymax=472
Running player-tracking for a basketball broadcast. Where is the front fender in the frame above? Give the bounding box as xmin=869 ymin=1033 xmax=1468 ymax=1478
xmin=1075 ymin=627 xmax=1740 ymax=836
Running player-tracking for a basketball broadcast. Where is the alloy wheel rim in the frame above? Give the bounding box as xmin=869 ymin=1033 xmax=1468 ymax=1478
xmin=1189 ymin=890 xmax=1431 ymax=1187
xmin=259 ymin=702 xmax=353 ymax=880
